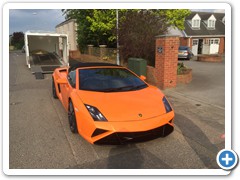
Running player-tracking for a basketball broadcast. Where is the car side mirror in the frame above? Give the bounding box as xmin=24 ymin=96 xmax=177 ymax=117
xmin=140 ymin=75 xmax=146 ymax=81
xmin=56 ymin=78 xmax=68 ymax=84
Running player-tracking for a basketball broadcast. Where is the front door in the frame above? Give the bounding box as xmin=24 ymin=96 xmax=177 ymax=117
xmin=198 ymin=39 xmax=203 ymax=54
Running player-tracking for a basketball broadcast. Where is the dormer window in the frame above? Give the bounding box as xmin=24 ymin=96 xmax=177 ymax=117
xmin=222 ymin=16 xmax=225 ymax=24
xmin=193 ymin=19 xmax=200 ymax=28
xmin=207 ymin=15 xmax=216 ymax=29
xmin=191 ymin=14 xmax=201 ymax=29
xmin=208 ymin=19 xmax=215 ymax=28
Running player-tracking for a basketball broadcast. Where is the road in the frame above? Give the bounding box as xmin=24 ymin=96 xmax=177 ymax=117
xmin=8 ymin=51 xmax=225 ymax=171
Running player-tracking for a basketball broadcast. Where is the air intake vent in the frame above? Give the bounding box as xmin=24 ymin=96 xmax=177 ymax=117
xmin=91 ymin=128 xmax=108 ymax=137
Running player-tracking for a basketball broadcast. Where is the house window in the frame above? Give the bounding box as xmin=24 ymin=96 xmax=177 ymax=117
xmin=204 ymin=39 xmax=209 ymax=45
xmin=192 ymin=19 xmax=200 ymax=28
xmin=214 ymin=39 xmax=219 ymax=44
xmin=192 ymin=39 xmax=198 ymax=46
xmin=208 ymin=20 xmax=216 ymax=28
xmin=210 ymin=38 xmax=220 ymax=45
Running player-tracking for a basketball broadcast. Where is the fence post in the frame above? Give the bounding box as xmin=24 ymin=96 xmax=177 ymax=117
xmin=87 ymin=44 xmax=94 ymax=55
xmin=99 ymin=45 xmax=107 ymax=59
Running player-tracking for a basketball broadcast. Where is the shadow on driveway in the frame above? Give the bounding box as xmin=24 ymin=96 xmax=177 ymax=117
xmin=175 ymin=113 xmax=220 ymax=169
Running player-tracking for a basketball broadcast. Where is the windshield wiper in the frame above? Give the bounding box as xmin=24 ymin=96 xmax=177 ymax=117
xmin=129 ymin=84 xmax=147 ymax=90
xmin=101 ymin=85 xmax=135 ymax=92
xmin=101 ymin=84 xmax=147 ymax=92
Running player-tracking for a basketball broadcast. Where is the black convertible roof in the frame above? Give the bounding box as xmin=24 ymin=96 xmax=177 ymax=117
xmin=69 ymin=62 xmax=120 ymax=72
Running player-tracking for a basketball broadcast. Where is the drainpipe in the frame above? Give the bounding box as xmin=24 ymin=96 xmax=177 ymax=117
xmin=116 ymin=9 xmax=120 ymax=65
xmin=188 ymin=36 xmax=192 ymax=47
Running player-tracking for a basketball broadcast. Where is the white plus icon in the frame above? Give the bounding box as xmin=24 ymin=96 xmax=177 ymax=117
xmin=222 ymin=153 xmax=233 ymax=165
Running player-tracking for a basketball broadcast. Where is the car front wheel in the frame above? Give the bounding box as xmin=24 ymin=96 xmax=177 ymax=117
xmin=68 ymin=101 xmax=78 ymax=133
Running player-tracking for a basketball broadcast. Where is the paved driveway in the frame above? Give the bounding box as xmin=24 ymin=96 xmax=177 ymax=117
xmin=165 ymin=59 xmax=225 ymax=108
xmin=8 ymin=52 xmax=225 ymax=173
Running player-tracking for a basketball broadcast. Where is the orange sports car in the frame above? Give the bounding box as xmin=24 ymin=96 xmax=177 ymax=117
xmin=52 ymin=62 xmax=174 ymax=144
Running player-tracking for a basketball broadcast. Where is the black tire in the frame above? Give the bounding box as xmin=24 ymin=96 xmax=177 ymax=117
xmin=68 ymin=101 xmax=78 ymax=133
xmin=52 ymin=78 xmax=58 ymax=99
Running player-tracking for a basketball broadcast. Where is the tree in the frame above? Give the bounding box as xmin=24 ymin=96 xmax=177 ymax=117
xmin=158 ymin=9 xmax=191 ymax=30
xmin=11 ymin=32 xmax=24 ymax=49
xmin=86 ymin=10 xmax=117 ymax=45
xmin=62 ymin=9 xmax=191 ymax=56
xmin=119 ymin=10 xmax=169 ymax=66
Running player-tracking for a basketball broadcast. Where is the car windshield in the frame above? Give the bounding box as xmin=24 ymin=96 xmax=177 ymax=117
xmin=79 ymin=68 xmax=147 ymax=92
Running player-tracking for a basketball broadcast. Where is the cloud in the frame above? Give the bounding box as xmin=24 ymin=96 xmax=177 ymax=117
xmin=213 ymin=9 xmax=225 ymax=13
xmin=191 ymin=9 xmax=225 ymax=13
xmin=9 ymin=9 xmax=65 ymax=34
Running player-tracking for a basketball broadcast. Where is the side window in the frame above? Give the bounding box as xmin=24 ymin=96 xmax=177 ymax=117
xmin=68 ymin=70 xmax=76 ymax=88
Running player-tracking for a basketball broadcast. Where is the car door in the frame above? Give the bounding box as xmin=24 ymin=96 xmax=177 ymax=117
xmin=61 ymin=70 xmax=76 ymax=110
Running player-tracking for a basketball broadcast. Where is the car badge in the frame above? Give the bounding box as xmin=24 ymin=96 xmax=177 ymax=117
xmin=138 ymin=113 xmax=142 ymax=117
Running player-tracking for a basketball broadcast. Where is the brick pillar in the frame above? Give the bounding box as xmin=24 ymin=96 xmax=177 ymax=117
xmin=155 ymin=35 xmax=179 ymax=89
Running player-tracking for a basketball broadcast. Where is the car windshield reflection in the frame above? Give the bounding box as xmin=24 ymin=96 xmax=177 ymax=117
xmin=79 ymin=68 xmax=147 ymax=92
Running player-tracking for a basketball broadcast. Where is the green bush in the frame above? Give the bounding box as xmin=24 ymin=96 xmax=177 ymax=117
xmin=177 ymin=62 xmax=188 ymax=75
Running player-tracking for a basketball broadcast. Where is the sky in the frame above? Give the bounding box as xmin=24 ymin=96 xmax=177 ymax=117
xmin=9 ymin=9 xmax=65 ymax=34
xmin=9 ymin=9 xmax=225 ymax=35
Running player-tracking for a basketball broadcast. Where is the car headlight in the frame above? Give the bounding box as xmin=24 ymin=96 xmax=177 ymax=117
xmin=85 ymin=104 xmax=108 ymax=121
xmin=162 ymin=96 xmax=172 ymax=113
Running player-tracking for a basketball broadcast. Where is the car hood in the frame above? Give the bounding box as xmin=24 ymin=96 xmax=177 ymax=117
xmin=77 ymin=86 xmax=167 ymax=122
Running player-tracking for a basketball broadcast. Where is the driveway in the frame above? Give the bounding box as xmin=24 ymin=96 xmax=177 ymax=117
xmin=165 ymin=58 xmax=225 ymax=108
xmin=8 ymin=51 xmax=225 ymax=173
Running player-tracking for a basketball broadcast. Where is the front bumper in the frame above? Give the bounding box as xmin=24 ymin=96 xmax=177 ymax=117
xmin=94 ymin=123 xmax=174 ymax=144
xmin=90 ymin=112 xmax=174 ymax=145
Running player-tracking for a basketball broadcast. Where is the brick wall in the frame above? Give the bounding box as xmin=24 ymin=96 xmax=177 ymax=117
xmin=180 ymin=37 xmax=189 ymax=46
xmin=146 ymin=66 xmax=158 ymax=86
xmin=219 ymin=37 xmax=225 ymax=54
xmin=177 ymin=69 xmax=192 ymax=84
xmin=69 ymin=50 xmax=81 ymax=59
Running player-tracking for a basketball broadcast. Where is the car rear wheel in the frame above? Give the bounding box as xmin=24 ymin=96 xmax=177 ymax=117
xmin=68 ymin=101 xmax=78 ymax=133
xmin=52 ymin=78 xmax=58 ymax=99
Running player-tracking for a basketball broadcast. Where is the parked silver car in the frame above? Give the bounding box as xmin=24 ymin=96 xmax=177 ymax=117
xmin=178 ymin=46 xmax=194 ymax=60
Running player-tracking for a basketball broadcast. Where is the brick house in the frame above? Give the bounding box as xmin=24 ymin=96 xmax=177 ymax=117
xmin=179 ymin=12 xmax=225 ymax=56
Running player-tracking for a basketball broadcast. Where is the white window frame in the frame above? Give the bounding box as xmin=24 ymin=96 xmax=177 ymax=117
xmin=222 ymin=16 xmax=225 ymax=24
xmin=209 ymin=38 xmax=220 ymax=45
xmin=192 ymin=39 xmax=199 ymax=46
xmin=208 ymin=19 xmax=216 ymax=28
xmin=204 ymin=39 xmax=209 ymax=45
xmin=192 ymin=19 xmax=200 ymax=28
xmin=191 ymin=14 xmax=201 ymax=28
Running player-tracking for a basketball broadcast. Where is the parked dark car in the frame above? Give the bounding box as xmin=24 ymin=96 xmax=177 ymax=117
xmin=178 ymin=46 xmax=194 ymax=60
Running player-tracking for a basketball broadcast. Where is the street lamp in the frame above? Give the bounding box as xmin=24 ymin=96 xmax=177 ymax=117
xmin=116 ymin=9 xmax=120 ymax=65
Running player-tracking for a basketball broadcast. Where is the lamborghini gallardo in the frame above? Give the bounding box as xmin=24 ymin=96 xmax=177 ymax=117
xmin=52 ymin=62 xmax=174 ymax=144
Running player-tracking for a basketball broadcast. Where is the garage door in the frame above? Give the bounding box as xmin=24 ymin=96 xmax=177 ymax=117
xmin=209 ymin=38 xmax=220 ymax=54
xmin=192 ymin=39 xmax=198 ymax=55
